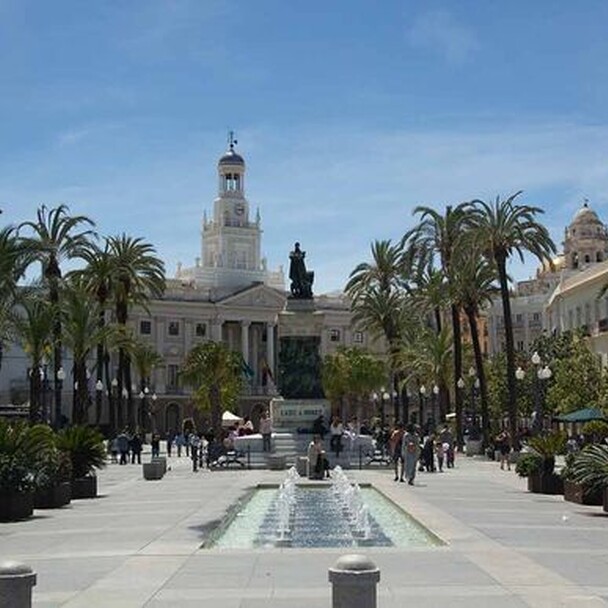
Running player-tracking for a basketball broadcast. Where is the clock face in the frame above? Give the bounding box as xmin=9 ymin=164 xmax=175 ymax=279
xmin=234 ymin=203 xmax=245 ymax=216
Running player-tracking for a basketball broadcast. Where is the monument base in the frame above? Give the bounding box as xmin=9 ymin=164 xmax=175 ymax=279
xmin=270 ymin=398 xmax=330 ymax=432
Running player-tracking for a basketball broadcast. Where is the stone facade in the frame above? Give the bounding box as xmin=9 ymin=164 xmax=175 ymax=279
xmin=0 ymin=141 xmax=384 ymax=431
xmin=486 ymin=201 xmax=608 ymax=358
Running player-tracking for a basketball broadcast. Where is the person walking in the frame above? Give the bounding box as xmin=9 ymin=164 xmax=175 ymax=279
xmin=151 ymin=432 xmax=161 ymax=458
xmin=189 ymin=432 xmax=201 ymax=472
xmin=166 ymin=429 xmax=174 ymax=457
xmin=259 ymin=411 xmax=272 ymax=452
xmin=388 ymin=422 xmax=405 ymax=482
xmin=116 ymin=429 xmax=130 ymax=465
xmin=130 ymin=432 xmax=143 ymax=464
xmin=401 ymin=424 xmax=421 ymax=486
xmin=330 ymin=416 xmax=344 ymax=457
xmin=495 ymin=429 xmax=511 ymax=471
xmin=175 ymin=431 xmax=185 ymax=457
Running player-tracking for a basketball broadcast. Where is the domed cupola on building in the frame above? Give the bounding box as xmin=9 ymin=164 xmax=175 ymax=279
xmin=563 ymin=200 xmax=608 ymax=270
xmin=175 ymin=133 xmax=285 ymax=293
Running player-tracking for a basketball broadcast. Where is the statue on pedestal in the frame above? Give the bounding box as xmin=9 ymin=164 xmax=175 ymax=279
xmin=288 ymin=242 xmax=314 ymax=299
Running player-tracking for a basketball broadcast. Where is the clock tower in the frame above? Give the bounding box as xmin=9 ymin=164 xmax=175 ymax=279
xmin=176 ymin=135 xmax=284 ymax=293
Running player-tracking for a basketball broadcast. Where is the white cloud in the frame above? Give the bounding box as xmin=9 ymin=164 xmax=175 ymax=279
xmin=407 ymin=10 xmax=480 ymax=65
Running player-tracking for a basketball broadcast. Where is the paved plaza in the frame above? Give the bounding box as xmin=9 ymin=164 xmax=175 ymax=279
xmin=2 ymin=451 xmax=608 ymax=608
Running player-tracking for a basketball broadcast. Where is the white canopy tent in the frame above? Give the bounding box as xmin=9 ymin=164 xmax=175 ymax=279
xmin=221 ymin=411 xmax=244 ymax=427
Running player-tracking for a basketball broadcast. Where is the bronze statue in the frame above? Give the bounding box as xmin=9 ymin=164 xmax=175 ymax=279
xmin=289 ymin=242 xmax=314 ymax=299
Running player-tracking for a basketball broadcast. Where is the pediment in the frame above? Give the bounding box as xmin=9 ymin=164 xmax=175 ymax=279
xmin=218 ymin=283 xmax=287 ymax=310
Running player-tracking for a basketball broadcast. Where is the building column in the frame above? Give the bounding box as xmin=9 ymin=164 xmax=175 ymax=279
xmin=241 ymin=321 xmax=250 ymax=365
xmin=213 ymin=317 xmax=224 ymax=342
xmin=266 ymin=323 xmax=275 ymax=376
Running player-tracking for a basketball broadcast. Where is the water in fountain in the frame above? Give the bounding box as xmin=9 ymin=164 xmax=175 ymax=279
xmin=274 ymin=467 xmax=298 ymax=546
xmin=330 ymin=467 xmax=372 ymax=540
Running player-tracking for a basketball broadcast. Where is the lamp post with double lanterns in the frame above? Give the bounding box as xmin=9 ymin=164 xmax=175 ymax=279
xmin=531 ymin=351 xmax=552 ymax=433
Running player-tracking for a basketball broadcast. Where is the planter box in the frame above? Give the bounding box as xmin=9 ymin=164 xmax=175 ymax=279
xmin=34 ymin=481 xmax=72 ymax=509
xmin=0 ymin=491 xmax=34 ymax=521
xmin=143 ymin=462 xmax=165 ymax=480
xmin=604 ymin=487 xmax=608 ymax=514
xmin=564 ymin=480 xmax=603 ymax=506
xmin=527 ymin=471 xmax=564 ymax=495
xmin=151 ymin=457 xmax=167 ymax=474
xmin=71 ymin=476 xmax=97 ymax=499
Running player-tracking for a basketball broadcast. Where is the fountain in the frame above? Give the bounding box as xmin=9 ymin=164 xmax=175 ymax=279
xmin=208 ymin=466 xmax=440 ymax=549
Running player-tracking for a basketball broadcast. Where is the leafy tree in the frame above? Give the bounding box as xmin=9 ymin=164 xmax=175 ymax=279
xmin=545 ymin=334 xmax=603 ymax=415
xmin=321 ymin=347 xmax=386 ymax=421
xmin=180 ymin=342 xmax=245 ymax=437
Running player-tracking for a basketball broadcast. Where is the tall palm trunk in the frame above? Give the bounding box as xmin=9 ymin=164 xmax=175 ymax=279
xmin=49 ymin=280 xmax=63 ymax=427
xmin=95 ymin=301 xmax=106 ymax=425
xmin=73 ymin=361 xmax=88 ymax=425
xmin=29 ymin=367 xmax=42 ymax=423
xmin=465 ymin=305 xmax=489 ymax=447
xmin=104 ymin=349 xmax=115 ymax=433
xmin=496 ymin=254 xmax=517 ymax=442
xmin=451 ymin=304 xmax=463 ymax=449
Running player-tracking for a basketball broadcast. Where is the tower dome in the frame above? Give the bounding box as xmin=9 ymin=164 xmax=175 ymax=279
xmin=218 ymin=148 xmax=245 ymax=167
xmin=563 ymin=200 xmax=608 ymax=270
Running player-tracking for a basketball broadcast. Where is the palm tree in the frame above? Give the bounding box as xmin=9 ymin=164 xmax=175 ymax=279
xmin=61 ymin=281 xmax=113 ymax=425
xmin=13 ymin=293 xmax=54 ymax=422
xmin=0 ymin=226 xmax=28 ymax=371
xmin=131 ymin=340 xmax=163 ymax=431
xmin=396 ymin=326 xmax=453 ymax=427
xmin=18 ymin=205 xmax=96 ymax=426
xmin=405 ymin=203 xmax=470 ymax=444
xmin=451 ymin=247 xmax=498 ymax=446
xmin=180 ymin=342 xmax=244 ymax=437
xmin=346 ymin=240 xmax=407 ymax=420
xmin=107 ymin=234 xmax=165 ymax=429
xmin=69 ymin=240 xmax=115 ymax=427
xmin=469 ymin=192 xmax=556 ymax=441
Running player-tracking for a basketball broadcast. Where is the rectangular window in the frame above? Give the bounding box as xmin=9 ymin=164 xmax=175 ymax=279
xmin=167 ymin=365 xmax=179 ymax=390
xmin=516 ymin=340 xmax=525 ymax=351
xmin=330 ymin=329 xmax=341 ymax=342
xmin=533 ymin=312 xmax=541 ymax=322
xmin=140 ymin=320 xmax=151 ymax=335
xmin=195 ymin=322 xmax=206 ymax=337
xmin=168 ymin=321 xmax=180 ymax=336
xmin=515 ymin=314 xmax=523 ymax=323
xmin=353 ymin=331 xmax=364 ymax=344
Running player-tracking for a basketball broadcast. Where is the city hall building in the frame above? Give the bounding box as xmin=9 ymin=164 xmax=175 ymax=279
xmin=0 ymin=141 xmax=383 ymax=431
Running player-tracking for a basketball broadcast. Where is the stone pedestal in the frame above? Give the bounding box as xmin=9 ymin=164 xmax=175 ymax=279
xmin=0 ymin=561 xmax=36 ymax=608
xmin=328 ymin=554 xmax=380 ymax=608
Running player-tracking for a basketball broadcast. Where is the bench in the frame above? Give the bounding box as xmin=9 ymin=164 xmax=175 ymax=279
xmin=210 ymin=449 xmax=246 ymax=469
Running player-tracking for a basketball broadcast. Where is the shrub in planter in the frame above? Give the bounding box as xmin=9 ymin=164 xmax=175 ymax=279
xmin=0 ymin=421 xmax=55 ymax=520
xmin=580 ymin=420 xmax=608 ymax=444
xmin=568 ymin=444 xmax=608 ymax=507
xmin=515 ymin=433 xmax=566 ymax=494
xmin=33 ymin=449 xmax=72 ymax=509
xmin=56 ymin=426 xmax=106 ymax=499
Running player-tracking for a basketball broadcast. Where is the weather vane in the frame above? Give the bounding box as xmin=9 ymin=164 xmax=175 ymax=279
xmin=228 ymin=130 xmax=238 ymax=150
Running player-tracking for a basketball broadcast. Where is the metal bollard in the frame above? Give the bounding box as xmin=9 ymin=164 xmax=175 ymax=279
xmin=0 ymin=561 xmax=37 ymax=608
xmin=328 ymin=554 xmax=380 ymax=608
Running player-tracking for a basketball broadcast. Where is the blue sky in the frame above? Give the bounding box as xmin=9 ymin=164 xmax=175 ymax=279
xmin=1 ymin=0 xmax=608 ymax=293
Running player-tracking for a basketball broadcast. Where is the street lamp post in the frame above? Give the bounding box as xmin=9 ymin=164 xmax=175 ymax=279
xmin=380 ymin=387 xmax=389 ymax=429
xmin=537 ymin=365 xmax=552 ymax=432
xmin=531 ymin=351 xmax=542 ymax=433
xmin=432 ymin=384 xmax=439 ymax=428
xmin=55 ymin=367 xmax=65 ymax=428
xmin=150 ymin=392 xmax=158 ymax=433
xmin=419 ymin=385 xmax=427 ymax=430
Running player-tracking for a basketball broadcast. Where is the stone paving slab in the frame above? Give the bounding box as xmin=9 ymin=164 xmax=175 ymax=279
xmin=1 ymin=451 xmax=608 ymax=607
